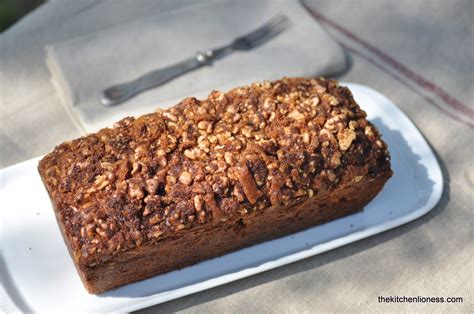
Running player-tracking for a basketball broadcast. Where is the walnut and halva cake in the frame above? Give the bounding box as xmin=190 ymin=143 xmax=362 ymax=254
xmin=38 ymin=77 xmax=392 ymax=294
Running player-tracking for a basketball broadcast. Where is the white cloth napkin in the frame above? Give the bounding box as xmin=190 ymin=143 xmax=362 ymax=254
xmin=46 ymin=0 xmax=347 ymax=133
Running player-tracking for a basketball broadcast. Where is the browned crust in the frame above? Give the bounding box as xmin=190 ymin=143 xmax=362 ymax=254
xmin=37 ymin=77 xmax=392 ymax=293
xmin=82 ymin=173 xmax=389 ymax=294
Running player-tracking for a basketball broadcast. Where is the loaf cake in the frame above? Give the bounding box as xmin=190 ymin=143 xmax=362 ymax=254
xmin=38 ymin=77 xmax=392 ymax=294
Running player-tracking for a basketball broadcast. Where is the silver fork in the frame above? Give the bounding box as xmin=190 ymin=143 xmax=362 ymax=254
xmin=100 ymin=14 xmax=290 ymax=106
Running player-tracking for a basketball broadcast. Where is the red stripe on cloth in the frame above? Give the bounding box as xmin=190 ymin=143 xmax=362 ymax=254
xmin=342 ymin=44 xmax=474 ymax=128
xmin=303 ymin=3 xmax=474 ymax=118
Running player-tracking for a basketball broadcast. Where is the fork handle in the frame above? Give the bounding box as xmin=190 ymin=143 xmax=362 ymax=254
xmin=100 ymin=52 xmax=213 ymax=106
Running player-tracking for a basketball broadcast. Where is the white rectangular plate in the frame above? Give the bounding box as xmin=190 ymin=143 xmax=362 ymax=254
xmin=0 ymin=83 xmax=443 ymax=312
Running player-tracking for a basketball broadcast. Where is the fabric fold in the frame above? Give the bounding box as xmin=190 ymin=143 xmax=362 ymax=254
xmin=45 ymin=0 xmax=347 ymax=133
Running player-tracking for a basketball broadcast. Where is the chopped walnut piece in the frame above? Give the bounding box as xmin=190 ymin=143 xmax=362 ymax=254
xmin=129 ymin=182 xmax=144 ymax=199
xmin=329 ymin=96 xmax=339 ymax=106
xmin=311 ymin=96 xmax=320 ymax=106
xmin=349 ymin=120 xmax=358 ymax=130
xmin=224 ymin=152 xmax=235 ymax=165
xmin=149 ymin=230 xmax=163 ymax=238
xmin=338 ymin=128 xmax=357 ymax=151
xmin=179 ymin=171 xmax=193 ymax=186
xmin=330 ymin=151 xmax=342 ymax=168
xmin=184 ymin=147 xmax=202 ymax=160
xmin=237 ymin=165 xmax=262 ymax=204
xmin=354 ymin=176 xmax=364 ymax=182
xmin=302 ymin=132 xmax=310 ymax=144
xmin=93 ymin=175 xmax=109 ymax=190
xmin=162 ymin=111 xmax=177 ymax=122
xmin=288 ymin=110 xmax=305 ymax=121
xmin=146 ymin=178 xmax=159 ymax=194
xmin=193 ymin=195 xmax=204 ymax=212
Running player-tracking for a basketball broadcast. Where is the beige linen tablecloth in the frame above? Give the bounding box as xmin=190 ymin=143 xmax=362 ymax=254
xmin=0 ymin=0 xmax=472 ymax=312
